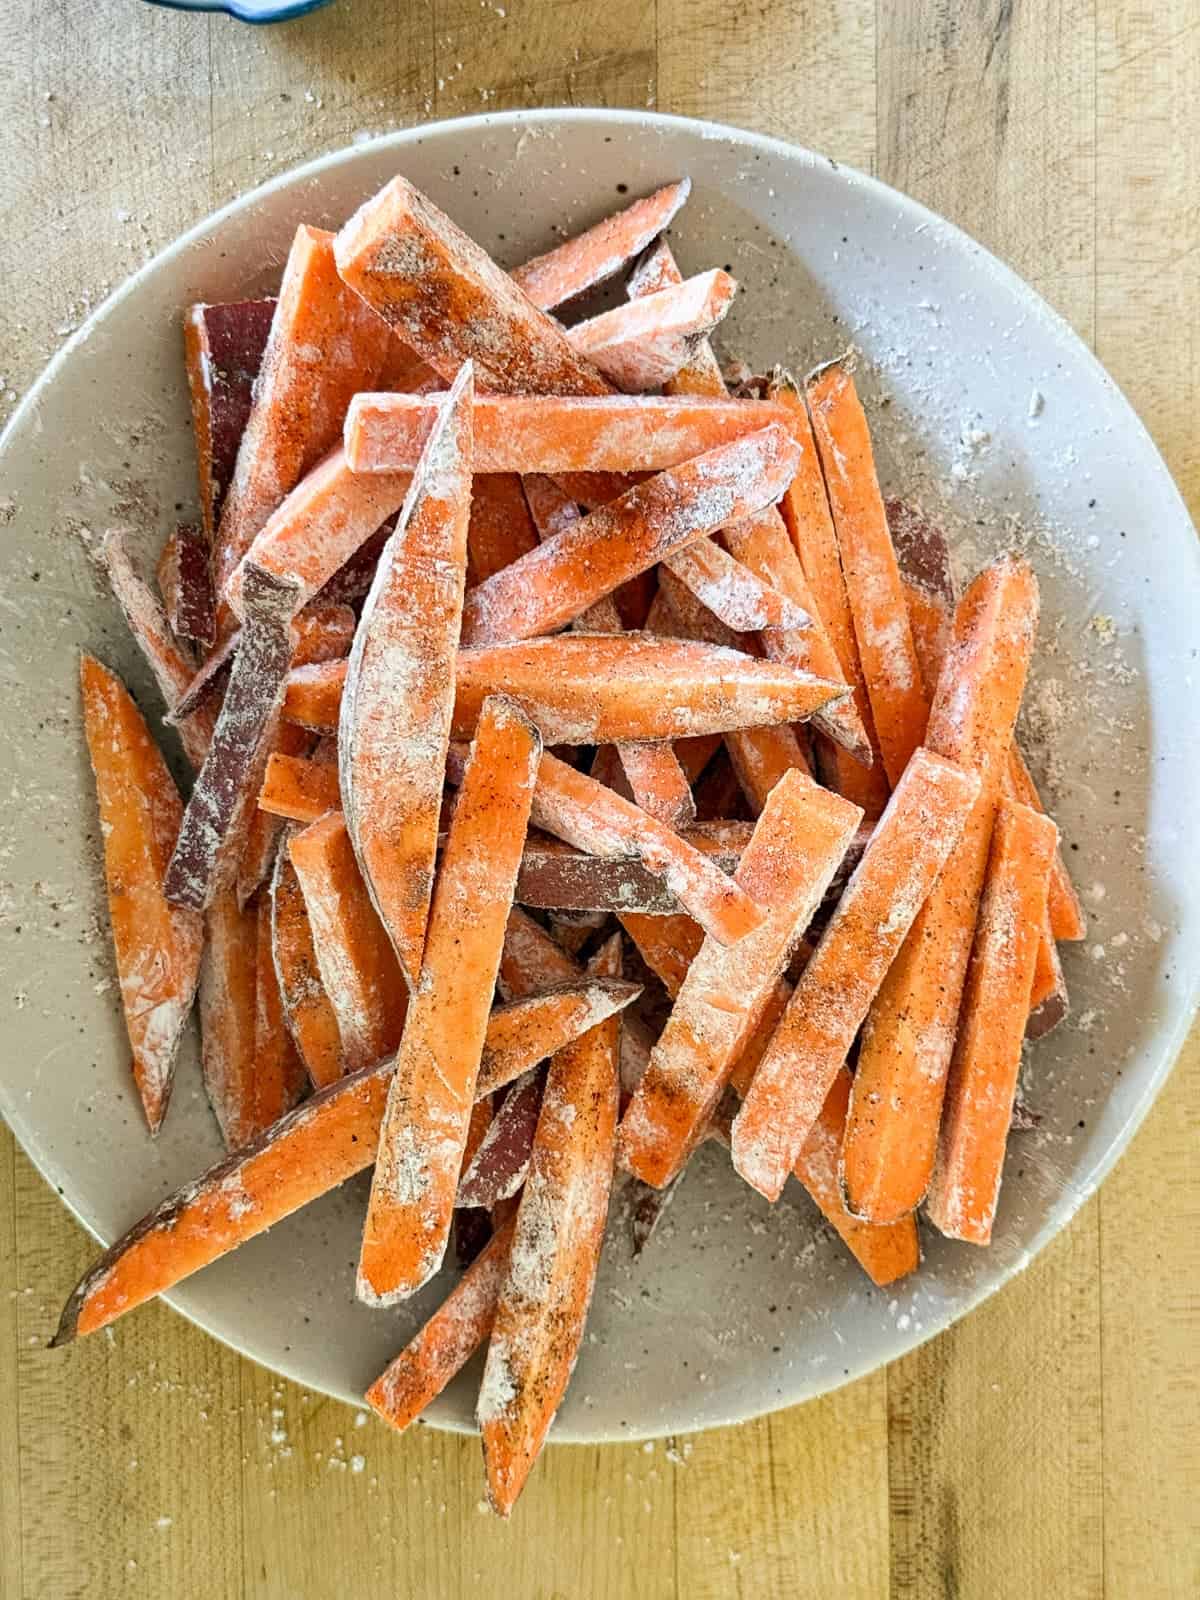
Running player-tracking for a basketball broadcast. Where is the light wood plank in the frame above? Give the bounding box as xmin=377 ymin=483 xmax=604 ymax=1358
xmin=433 ymin=0 xmax=656 ymax=116
xmin=675 ymin=1374 xmax=890 ymax=1599
xmin=13 ymin=1150 xmax=245 ymax=1600
xmin=656 ymin=0 xmax=876 ymax=172
xmin=1096 ymin=12 xmax=1200 ymax=1594
xmin=877 ymin=5 xmax=1104 ymax=1596
xmin=0 ymin=1130 xmax=23 ymax=1600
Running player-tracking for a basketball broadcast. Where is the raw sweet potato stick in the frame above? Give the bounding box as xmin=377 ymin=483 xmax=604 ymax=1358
xmin=269 ymin=844 xmax=346 ymax=1089
xmin=731 ymin=748 xmax=980 ymax=1200
xmin=565 ymin=269 xmax=737 ymax=391
xmin=288 ymin=812 xmax=408 ymax=1072
xmin=466 ymin=472 xmax=539 ymax=586
xmin=165 ymin=564 xmax=299 ymax=912
xmin=518 ymin=822 xmax=750 ymax=915
xmin=79 ymin=655 xmax=204 ymax=1135
xmin=50 ymin=965 xmax=622 ymax=1343
xmin=459 ymin=426 xmax=801 ymax=646
xmin=618 ymin=769 xmax=862 ymax=1188
xmin=625 ymin=239 xmax=871 ymax=766
xmin=769 ymin=371 xmax=891 ymax=818
xmin=1026 ymin=906 xmax=1070 ymax=1038
xmin=524 ymin=472 xmax=695 ymax=831
xmin=358 ymin=697 xmax=541 ymax=1305
xmin=805 ymin=360 xmax=929 ymax=786
xmin=345 ymin=393 xmax=802 ymax=475
xmin=157 ymin=524 xmax=216 ymax=650
xmin=259 ymin=750 xmax=342 ymax=821
xmin=101 ymin=529 xmax=215 ymax=770
xmin=224 ymin=448 xmax=412 ymax=620
xmin=510 ymin=179 xmax=691 ymax=309
xmin=251 ymin=890 xmax=308 ymax=1136
xmin=1004 ymin=745 xmax=1086 ymax=943
xmin=842 ymin=557 xmax=1040 ymax=1222
xmin=236 ymin=720 xmax=313 ymax=909
xmin=479 ymin=933 xmax=623 ymax=1515
xmin=457 ymin=1070 xmax=545 ymax=1209
xmin=340 ymin=363 xmax=474 ymax=984
xmin=183 ymin=298 xmax=275 ymax=543
xmin=454 ymin=636 xmax=847 ymax=744
xmin=926 ymin=801 xmax=1058 ymax=1242
xmin=366 ymin=1217 xmax=518 ymax=1435
xmin=198 ymin=887 xmax=260 ymax=1151
xmin=475 ymin=980 xmax=642 ymax=1098
xmin=531 ymin=751 xmax=764 ymax=948
xmin=334 ymin=177 xmax=610 ymax=397
xmin=213 ymin=225 xmax=392 ymax=598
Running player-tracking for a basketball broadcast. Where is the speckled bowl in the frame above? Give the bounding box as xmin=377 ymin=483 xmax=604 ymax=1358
xmin=1 ymin=110 xmax=1197 ymax=1439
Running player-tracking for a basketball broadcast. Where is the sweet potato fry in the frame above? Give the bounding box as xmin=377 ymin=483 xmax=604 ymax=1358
xmin=460 ymin=427 xmax=801 ymax=646
xmin=358 ymin=697 xmax=541 ymax=1305
xmin=259 ymin=749 xmax=341 ymax=822
xmin=366 ymin=1217 xmax=517 ymax=1435
xmin=101 ymin=529 xmax=215 ymax=770
xmin=475 ymin=979 xmax=642 ymax=1098
xmin=625 ymin=243 xmax=870 ymax=766
xmin=340 ymin=364 xmax=474 ymax=984
xmin=224 ymin=447 xmax=412 ymax=620
xmin=157 ymin=524 xmax=216 ymax=650
xmin=51 ymin=973 xmax=607 ymax=1344
xmin=517 ymin=822 xmax=750 ymax=915
xmin=842 ymin=557 xmax=1040 ymax=1222
xmin=466 ymin=472 xmax=539 ymax=586
xmin=79 ymin=655 xmax=204 ymax=1135
xmin=617 ymin=769 xmax=862 ymax=1187
xmin=479 ymin=935 xmax=622 ymax=1515
xmin=618 ymin=910 xmax=705 ymax=1000
xmin=771 ymin=371 xmax=891 ymax=816
xmin=281 ymin=659 xmax=345 ymax=732
xmin=731 ymin=749 xmax=980 ymax=1200
xmin=1004 ymin=745 xmax=1086 ymax=942
xmin=1026 ymin=905 xmax=1070 ymax=1038
xmin=269 ymin=844 xmax=345 ymax=1089
xmin=511 ymin=179 xmax=691 ymax=309
xmin=334 ymin=177 xmax=609 ymax=397
xmin=499 ymin=906 xmax=581 ymax=999
xmin=165 ymin=564 xmax=299 ymax=912
xmin=662 ymin=537 xmax=813 ymax=633
xmin=213 ymin=226 xmax=392 ymax=597
xmin=532 ymin=751 xmax=764 ymax=948
xmin=453 ymin=635 xmax=846 ymax=745
xmin=184 ymin=298 xmax=275 ymax=542
xmin=288 ymin=812 xmax=408 ymax=1072
xmin=926 ymin=801 xmax=1058 ymax=1242
xmin=197 ymin=887 xmax=260 ymax=1151
xmin=805 ymin=360 xmax=929 ymax=786
xmin=236 ymin=719 xmax=314 ymax=908
xmin=251 ymin=890 xmax=308 ymax=1136
xmin=565 ymin=269 xmax=738 ymax=391
xmin=52 ymin=1054 xmax=399 ymax=1344
xmin=345 ymin=392 xmax=801 ymax=476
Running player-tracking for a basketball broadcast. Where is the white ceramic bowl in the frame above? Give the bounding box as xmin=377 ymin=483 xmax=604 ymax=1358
xmin=1 ymin=110 xmax=1197 ymax=1440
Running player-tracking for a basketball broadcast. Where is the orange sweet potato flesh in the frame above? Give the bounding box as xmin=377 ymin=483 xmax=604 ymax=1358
xmin=479 ymin=936 xmax=622 ymax=1515
xmin=236 ymin=719 xmax=313 ymax=909
xmin=259 ymin=748 xmax=342 ymax=823
xmin=926 ymin=801 xmax=1058 ymax=1242
xmin=510 ymin=179 xmax=691 ymax=310
xmin=617 ymin=769 xmax=863 ymax=1188
xmin=475 ymin=979 xmax=642 ymax=1098
xmin=334 ymin=177 xmax=610 ymax=398
xmin=198 ymin=887 xmax=260 ymax=1151
xmin=366 ymin=1217 xmax=517 ymax=1434
xmin=340 ymin=364 xmax=474 ymax=986
xmin=731 ymin=748 xmax=980 ymax=1201
xmin=344 ymin=392 xmax=800 ymax=475
xmin=269 ymin=845 xmax=345 ymax=1089
xmin=79 ymin=654 xmax=204 ymax=1135
xmin=805 ymin=360 xmax=929 ymax=788
xmin=213 ymin=225 xmax=392 ymax=600
xmin=459 ymin=426 xmax=801 ymax=647
xmin=288 ymin=813 xmax=408 ymax=1073
xmin=49 ymin=976 xmax=619 ymax=1344
xmin=183 ymin=299 xmax=275 ymax=543
xmin=251 ymin=889 xmax=308 ymax=1136
xmin=843 ymin=557 xmax=1040 ymax=1223
xmin=566 ymin=269 xmax=738 ymax=392
xmin=358 ymin=697 xmax=541 ymax=1306
xmin=466 ymin=471 xmax=539 ymax=587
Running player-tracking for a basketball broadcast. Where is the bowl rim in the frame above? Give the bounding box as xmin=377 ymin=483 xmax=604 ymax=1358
xmin=3 ymin=105 xmax=1198 ymax=1439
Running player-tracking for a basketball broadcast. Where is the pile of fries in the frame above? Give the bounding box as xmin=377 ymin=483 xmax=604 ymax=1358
xmin=58 ymin=175 xmax=1084 ymax=1513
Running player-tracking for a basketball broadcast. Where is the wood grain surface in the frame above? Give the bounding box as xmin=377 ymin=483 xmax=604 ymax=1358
xmin=1 ymin=1 xmax=1197 ymax=1595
